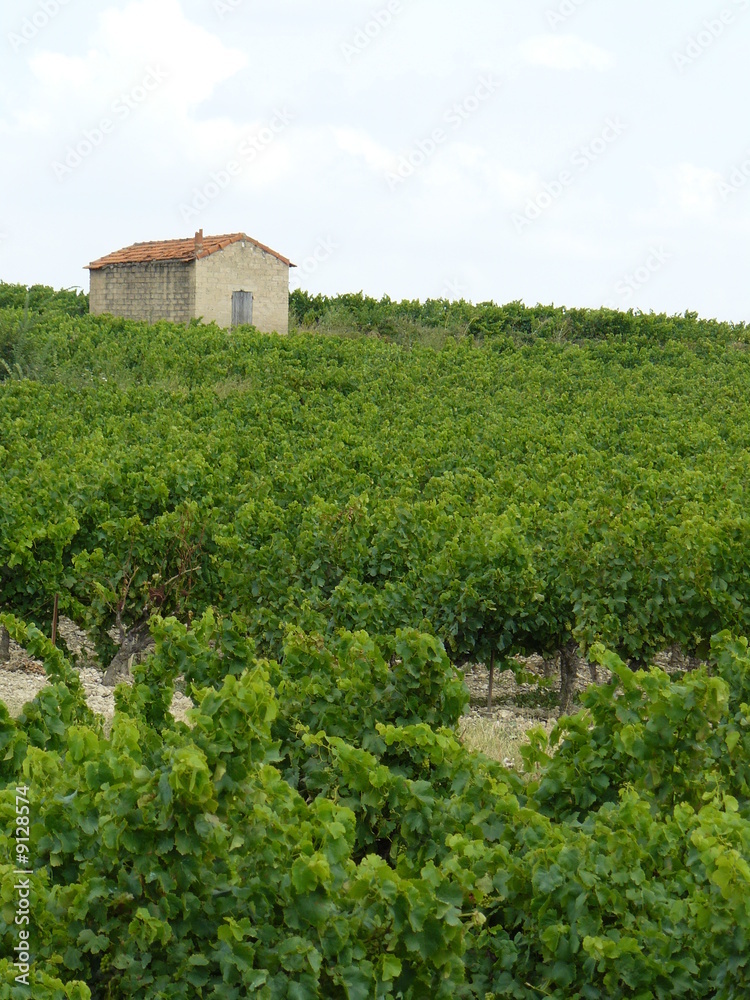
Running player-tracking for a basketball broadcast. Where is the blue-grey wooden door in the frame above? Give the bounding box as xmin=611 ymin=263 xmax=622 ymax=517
xmin=231 ymin=290 xmax=253 ymax=326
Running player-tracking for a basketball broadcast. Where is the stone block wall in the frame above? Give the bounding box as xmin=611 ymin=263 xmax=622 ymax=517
xmin=194 ymin=240 xmax=290 ymax=334
xmin=89 ymin=262 xmax=195 ymax=324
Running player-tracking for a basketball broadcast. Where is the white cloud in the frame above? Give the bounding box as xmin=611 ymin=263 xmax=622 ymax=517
xmin=425 ymin=147 xmax=536 ymax=204
xmin=640 ymin=163 xmax=725 ymax=226
xmin=668 ymin=162 xmax=723 ymax=218
xmin=97 ymin=0 xmax=246 ymax=105
xmin=332 ymin=127 xmax=396 ymax=172
xmin=27 ymin=0 xmax=246 ymax=121
xmin=518 ymin=34 xmax=615 ymax=71
xmin=15 ymin=0 xmax=267 ymax=193
xmin=330 ymin=126 xmax=538 ymax=216
xmin=28 ymin=51 xmax=92 ymax=90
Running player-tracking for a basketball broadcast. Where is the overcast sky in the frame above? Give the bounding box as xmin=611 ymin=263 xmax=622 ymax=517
xmin=1 ymin=0 xmax=749 ymax=320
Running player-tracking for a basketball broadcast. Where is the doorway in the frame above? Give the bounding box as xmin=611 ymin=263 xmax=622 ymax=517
xmin=231 ymin=290 xmax=253 ymax=326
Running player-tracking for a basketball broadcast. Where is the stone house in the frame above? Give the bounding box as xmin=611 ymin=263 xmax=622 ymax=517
xmin=87 ymin=230 xmax=295 ymax=334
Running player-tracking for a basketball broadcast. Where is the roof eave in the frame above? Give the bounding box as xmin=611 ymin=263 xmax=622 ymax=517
xmin=86 ymin=232 xmax=296 ymax=269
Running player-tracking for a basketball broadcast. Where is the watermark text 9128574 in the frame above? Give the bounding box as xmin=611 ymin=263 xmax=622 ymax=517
xmin=12 ymin=785 xmax=33 ymax=986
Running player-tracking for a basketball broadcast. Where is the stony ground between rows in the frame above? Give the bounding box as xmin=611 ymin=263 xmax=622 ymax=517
xmin=0 ymin=619 xmax=691 ymax=767
xmin=0 ymin=618 xmax=193 ymax=728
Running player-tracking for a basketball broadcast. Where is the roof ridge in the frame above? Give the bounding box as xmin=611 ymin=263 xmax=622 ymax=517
xmin=87 ymin=232 xmax=294 ymax=269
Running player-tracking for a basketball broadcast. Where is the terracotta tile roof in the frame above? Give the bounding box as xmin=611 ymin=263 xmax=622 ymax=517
xmin=87 ymin=231 xmax=295 ymax=269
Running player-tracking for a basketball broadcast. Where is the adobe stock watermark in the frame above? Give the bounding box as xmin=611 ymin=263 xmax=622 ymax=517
xmin=178 ymin=108 xmax=294 ymax=222
xmin=290 ymin=236 xmax=338 ymax=288
xmin=546 ymin=0 xmax=591 ymax=30
xmin=53 ymin=66 xmax=169 ymax=181
xmin=604 ymin=246 xmax=673 ymax=306
xmin=717 ymin=147 xmax=750 ymax=200
xmin=213 ymin=0 xmax=246 ymax=18
xmin=672 ymin=1 xmax=748 ymax=72
xmin=440 ymin=278 xmax=469 ymax=300
xmin=341 ymin=0 xmax=403 ymax=62
xmin=511 ymin=116 xmax=627 ymax=233
xmin=386 ymin=75 xmax=502 ymax=190
xmin=12 ymin=784 xmax=33 ymax=987
xmin=8 ymin=0 xmax=74 ymax=53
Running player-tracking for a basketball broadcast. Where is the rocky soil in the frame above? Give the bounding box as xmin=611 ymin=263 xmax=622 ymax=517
xmin=0 ymin=619 xmax=700 ymax=764
xmin=461 ymin=645 xmax=694 ymax=717
xmin=0 ymin=618 xmax=193 ymax=726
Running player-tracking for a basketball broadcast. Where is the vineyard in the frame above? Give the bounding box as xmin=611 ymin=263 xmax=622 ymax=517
xmin=1 ymin=284 xmax=750 ymax=996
